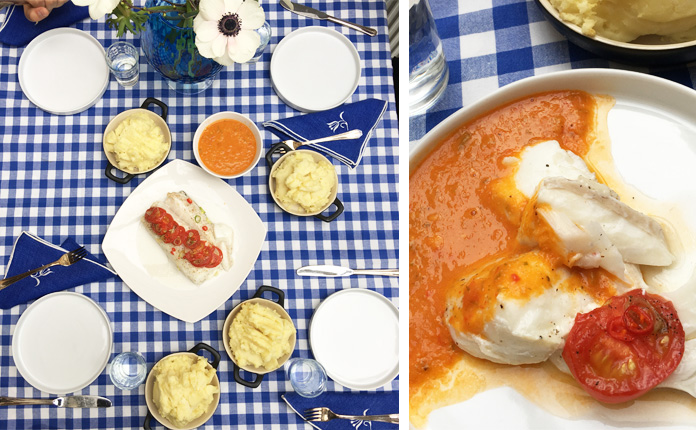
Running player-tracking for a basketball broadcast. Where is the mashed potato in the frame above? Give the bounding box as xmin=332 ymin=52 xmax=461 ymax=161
xmin=152 ymin=354 xmax=219 ymax=428
xmin=105 ymin=112 xmax=168 ymax=173
xmin=548 ymin=0 xmax=696 ymax=43
xmin=271 ymin=151 xmax=335 ymax=213
xmin=228 ymin=302 xmax=295 ymax=370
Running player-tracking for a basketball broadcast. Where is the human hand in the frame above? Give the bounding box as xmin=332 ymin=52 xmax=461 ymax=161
xmin=23 ymin=0 xmax=70 ymax=22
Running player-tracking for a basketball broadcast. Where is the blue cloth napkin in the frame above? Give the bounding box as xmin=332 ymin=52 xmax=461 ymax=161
xmin=263 ymin=99 xmax=388 ymax=169
xmin=282 ymin=391 xmax=398 ymax=429
xmin=0 ymin=2 xmax=89 ymax=47
xmin=0 ymin=232 xmax=117 ymax=309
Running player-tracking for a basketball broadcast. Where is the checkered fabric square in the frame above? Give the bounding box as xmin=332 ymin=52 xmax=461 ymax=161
xmin=0 ymin=1 xmax=398 ymax=428
xmin=409 ymin=0 xmax=696 ymax=143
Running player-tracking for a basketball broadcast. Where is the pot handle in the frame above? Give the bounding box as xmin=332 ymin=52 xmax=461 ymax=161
xmin=252 ymin=284 xmax=285 ymax=308
xmin=143 ymin=411 xmax=154 ymax=430
xmin=265 ymin=141 xmax=293 ymax=168
xmin=314 ymin=197 xmax=344 ymax=223
xmin=105 ymin=161 xmax=134 ymax=184
xmin=233 ymin=365 xmax=265 ymax=389
xmin=141 ymin=97 xmax=168 ymax=121
xmin=189 ymin=342 xmax=221 ymax=369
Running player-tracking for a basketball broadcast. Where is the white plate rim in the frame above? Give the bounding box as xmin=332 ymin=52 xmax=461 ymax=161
xmin=309 ymin=288 xmax=399 ymax=390
xmin=410 ymin=69 xmax=696 ymax=429
xmin=101 ymin=159 xmax=267 ymax=323
xmin=270 ymin=26 xmax=361 ymax=113
xmin=18 ymin=28 xmax=109 ymax=115
xmin=11 ymin=291 xmax=113 ymax=395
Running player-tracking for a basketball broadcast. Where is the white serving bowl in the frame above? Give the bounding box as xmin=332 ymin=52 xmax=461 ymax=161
xmin=192 ymin=111 xmax=262 ymax=179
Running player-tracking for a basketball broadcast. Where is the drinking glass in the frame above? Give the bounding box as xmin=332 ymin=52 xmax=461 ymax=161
xmin=409 ymin=0 xmax=449 ymax=115
xmin=105 ymin=41 xmax=140 ymax=87
xmin=286 ymin=358 xmax=327 ymax=398
xmin=109 ymin=351 xmax=147 ymax=390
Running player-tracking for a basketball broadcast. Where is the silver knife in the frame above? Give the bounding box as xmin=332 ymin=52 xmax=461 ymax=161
xmin=297 ymin=265 xmax=399 ymax=277
xmin=0 ymin=395 xmax=112 ymax=408
xmin=279 ymin=0 xmax=378 ymax=37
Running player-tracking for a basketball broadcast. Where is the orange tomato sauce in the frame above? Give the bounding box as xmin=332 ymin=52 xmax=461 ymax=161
xmin=198 ymin=119 xmax=257 ymax=176
xmin=409 ymin=90 xmax=597 ymax=391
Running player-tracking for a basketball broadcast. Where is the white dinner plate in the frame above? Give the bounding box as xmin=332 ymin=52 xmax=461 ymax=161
xmin=410 ymin=69 xmax=696 ymax=429
xmin=309 ymin=288 xmax=399 ymax=390
xmin=102 ymin=159 xmax=267 ymax=323
xmin=18 ymin=28 xmax=109 ymax=115
xmin=12 ymin=292 xmax=112 ymax=395
xmin=270 ymin=27 xmax=361 ymax=112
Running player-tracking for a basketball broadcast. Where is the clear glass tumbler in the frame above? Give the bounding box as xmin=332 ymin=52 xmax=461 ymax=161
xmin=105 ymin=41 xmax=140 ymax=87
xmin=109 ymin=351 xmax=147 ymax=390
xmin=409 ymin=0 xmax=449 ymax=116
xmin=286 ymin=358 xmax=327 ymax=398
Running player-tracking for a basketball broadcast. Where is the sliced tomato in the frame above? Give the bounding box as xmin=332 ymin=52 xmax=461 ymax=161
xmin=159 ymin=212 xmax=174 ymax=228
xmin=151 ymin=221 xmax=170 ymax=236
xmin=144 ymin=207 xmax=166 ymax=223
xmin=162 ymin=224 xmax=184 ymax=244
xmin=562 ymin=289 xmax=685 ymax=404
xmin=186 ymin=245 xmax=213 ymax=267
xmin=205 ymin=246 xmax=223 ymax=268
xmin=170 ymin=226 xmax=186 ymax=247
xmin=184 ymin=230 xmax=201 ymax=249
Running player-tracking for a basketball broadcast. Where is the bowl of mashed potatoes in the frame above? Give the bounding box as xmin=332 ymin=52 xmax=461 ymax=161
xmin=535 ymin=0 xmax=696 ymax=64
xmin=223 ymin=285 xmax=297 ymax=388
xmin=103 ymin=97 xmax=171 ymax=184
xmin=266 ymin=142 xmax=343 ymax=222
xmin=144 ymin=343 xmax=220 ymax=430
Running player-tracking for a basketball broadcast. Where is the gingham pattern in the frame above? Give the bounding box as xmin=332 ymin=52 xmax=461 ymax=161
xmin=409 ymin=0 xmax=696 ymax=143
xmin=0 ymin=0 xmax=398 ymax=428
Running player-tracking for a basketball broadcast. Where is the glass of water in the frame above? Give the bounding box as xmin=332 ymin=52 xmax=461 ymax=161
xmin=409 ymin=0 xmax=449 ymax=116
xmin=105 ymin=41 xmax=140 ymax=87
xmin=286 ymin=358 xmax=327 ymax=398
xmin=109 ymin=351 xmax=147 ymax=390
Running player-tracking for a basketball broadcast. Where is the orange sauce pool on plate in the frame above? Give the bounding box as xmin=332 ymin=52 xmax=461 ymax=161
xmin=198 ymin=119 xmax=257 ymax=176
xmin=409 ymin=90 xmax=598 ymax=425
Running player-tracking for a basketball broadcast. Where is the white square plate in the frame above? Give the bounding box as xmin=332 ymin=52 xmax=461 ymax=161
xmin=102 ymin=160 xmax=266 ymax=323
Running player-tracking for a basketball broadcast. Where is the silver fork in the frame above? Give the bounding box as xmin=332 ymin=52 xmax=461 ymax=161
xmin=0 ymin=247 xmax=88 ymax=290
xmin=303 ymin=407 xmax=399 ymax=424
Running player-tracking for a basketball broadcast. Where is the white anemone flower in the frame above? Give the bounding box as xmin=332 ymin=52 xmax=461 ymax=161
xmin=71 ymin=0 xmax=120 ymax=20
xmin=193 ymin=0 xmax=265 ymax=65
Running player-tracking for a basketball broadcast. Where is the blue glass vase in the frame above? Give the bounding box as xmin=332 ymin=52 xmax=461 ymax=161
xmin=140 ymin=0 xmax=223 ymax=94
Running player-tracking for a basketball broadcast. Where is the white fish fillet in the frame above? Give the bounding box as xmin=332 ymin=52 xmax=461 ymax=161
xmin=142 ymin=191 xmax=234 ymax=284
xmin=519 ymin=177 xmax=674 ymax=276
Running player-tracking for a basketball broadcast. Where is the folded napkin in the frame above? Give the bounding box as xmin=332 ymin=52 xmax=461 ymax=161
xmin=263 ymin=99 xmax=388 ymax=169
xmin=0 ymin=2 xmax=89 ymax=47
xmin=1 ymin=232 xmax=117 ymax=309
xmin=282 ymin=391 xmax=398 ymax=429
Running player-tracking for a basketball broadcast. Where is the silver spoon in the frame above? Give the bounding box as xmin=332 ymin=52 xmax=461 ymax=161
xmin=289 ymin=129 xmax=362 ymax=150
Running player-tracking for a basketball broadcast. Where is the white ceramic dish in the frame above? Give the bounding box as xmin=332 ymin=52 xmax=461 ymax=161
xmin=270 ymin=27 xmax=361 ymax=112
xmin=192 ymin=111 xmax=262 ymax=179
xmin=12 ymin=292 xmax=112 ymax=395
xmin=103 ymin=98 xmax=172 ymax=183
xmin=268 ymin=149 xmax=339 ymax=217
xmin=222 ymin=297 xmax=296 ymax=374
xmin=18 ymin=28 xmax=109 ymax=115
xmin=309 ymin=288 xmax=399 ymax=390
xmin=410 ymin=69 xmax=696 ymax=429
xmin=145 ymin=349 xmax=220 ymax=430
xmin=102 ymin=159 xmax=267 ymax=323
xmin=535 ymin=0 xmax=696 ymax=65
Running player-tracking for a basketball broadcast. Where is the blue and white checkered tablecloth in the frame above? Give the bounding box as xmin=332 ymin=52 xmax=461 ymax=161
xmin=0 ymin=1 xmax=398 ymax=428
xmin=409 ymin=0 xmax=696 ymax=143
